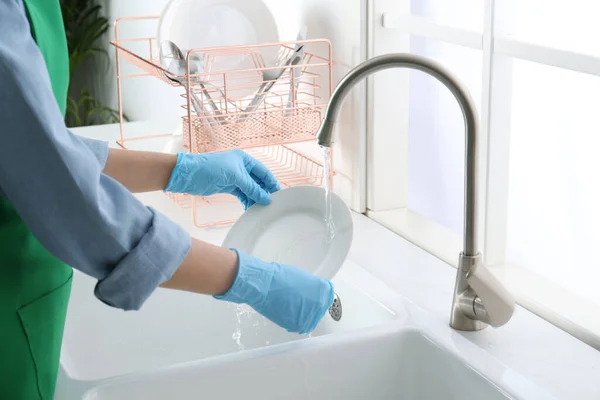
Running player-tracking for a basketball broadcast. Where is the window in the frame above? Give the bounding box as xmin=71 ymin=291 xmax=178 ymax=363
xmin=367 ymin=0 xmax=600 ymax=349
xmin=507 ymin=60 xmax=600 ymax=306
xmin=503 ymin=0 xmax=600 ymax=58
xmin=408 ymin=38 xmax=481 ymax=236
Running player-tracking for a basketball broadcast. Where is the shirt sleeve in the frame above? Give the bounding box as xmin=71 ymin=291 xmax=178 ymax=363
xmin=0 ymin=0 xmax=191 ymax=311
xmin=72 ymin=132 xmax=110 ymax=168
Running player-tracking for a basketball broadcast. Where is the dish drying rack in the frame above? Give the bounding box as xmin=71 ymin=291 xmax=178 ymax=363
xmin=111 ymin=16 xmax=335 ymax=227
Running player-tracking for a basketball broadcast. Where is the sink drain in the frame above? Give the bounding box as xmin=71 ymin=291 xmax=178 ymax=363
xmin=329 ymin=293 xmax=342 ymax=321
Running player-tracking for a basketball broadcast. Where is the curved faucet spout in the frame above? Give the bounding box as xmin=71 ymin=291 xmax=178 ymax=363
xmin=316 ymin=53 xmax=478 ymax=256
xmin=316 ymin=53 xmax=514 ymax=331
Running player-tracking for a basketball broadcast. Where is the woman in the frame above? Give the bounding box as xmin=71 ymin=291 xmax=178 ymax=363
xmin=0 ymin=1 xmax=334 ymax=399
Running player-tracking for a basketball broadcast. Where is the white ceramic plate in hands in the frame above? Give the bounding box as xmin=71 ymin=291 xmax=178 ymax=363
xmin=157 ymin=0 xmax=280 ymax=99
xmin=222 ymin=186 xmax=353 ymax=280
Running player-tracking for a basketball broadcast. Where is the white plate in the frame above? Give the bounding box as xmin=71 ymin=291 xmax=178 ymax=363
xmin=222 ymin=186 xmax=353 ymax=280
xmin=158 ymin=0 xmax=280 ymax=99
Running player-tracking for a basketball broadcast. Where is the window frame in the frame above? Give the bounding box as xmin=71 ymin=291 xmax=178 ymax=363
xmin=365 ymin=0 xmax=600 ymax=350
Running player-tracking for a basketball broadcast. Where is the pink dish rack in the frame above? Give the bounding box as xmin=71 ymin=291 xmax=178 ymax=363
xmin=111 ymin=16 xmax=335 ymax=228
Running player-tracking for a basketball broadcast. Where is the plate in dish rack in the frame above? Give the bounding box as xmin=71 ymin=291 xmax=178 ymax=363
xmin=222 ymin=186 xmax=353 ymax=280
xmin=158 ymin=0 xmax=280 ymax=99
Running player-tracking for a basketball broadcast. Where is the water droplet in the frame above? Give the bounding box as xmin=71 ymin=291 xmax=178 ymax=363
xmin=232 ymin=305 xmax=245 ymax=351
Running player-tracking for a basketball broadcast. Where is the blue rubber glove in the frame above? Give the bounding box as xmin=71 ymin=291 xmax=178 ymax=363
xmin=216 ymin=250 xmax=334 ymax=335
xmin=165 ymin=150 xmax=281 ymax=209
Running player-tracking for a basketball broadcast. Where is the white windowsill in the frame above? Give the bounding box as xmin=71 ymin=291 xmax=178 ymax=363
xmin=367 ymin=208 xmax=600 ymax=350
xmin=367 ymin=208 xmax=462 ymax=267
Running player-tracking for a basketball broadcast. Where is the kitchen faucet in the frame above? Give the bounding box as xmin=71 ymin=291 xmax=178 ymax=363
xmin=316 ymin=53 xmax=515 ymax=331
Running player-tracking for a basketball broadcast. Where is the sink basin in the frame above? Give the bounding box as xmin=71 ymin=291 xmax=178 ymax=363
xmin=58 ymin=262 xmax=397 ymax=393
xmin=82 ymin=326 xmax=539 ymax=400
xmin=59 ymin=260 xmax=555 ymax=400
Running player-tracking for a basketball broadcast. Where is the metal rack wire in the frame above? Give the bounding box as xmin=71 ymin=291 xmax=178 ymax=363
xmin=111 ymin=16 xmax=334 ymax=227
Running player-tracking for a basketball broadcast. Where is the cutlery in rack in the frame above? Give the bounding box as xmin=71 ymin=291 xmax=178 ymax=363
xmin=238 ymin=28 xmax=307 ymax=123
xmin=159 ymin=40 xmax=225 ymax=126
xmin=285 ymin=27 xmax=307 ymax=116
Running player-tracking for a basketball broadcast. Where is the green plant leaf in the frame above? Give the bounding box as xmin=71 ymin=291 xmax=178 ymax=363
xmin=62 ymin=0 xmax=126 ymax=127
xmin=65 ymin=89 xmax=126 ymax=127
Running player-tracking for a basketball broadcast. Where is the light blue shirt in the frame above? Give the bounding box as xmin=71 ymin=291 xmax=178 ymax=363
xmin=0 ymin=0 xmax=191 ymax=310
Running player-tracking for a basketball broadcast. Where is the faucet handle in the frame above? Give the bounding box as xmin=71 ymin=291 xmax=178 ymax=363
xmin=467 ymin=264 xmax=515 ymax=327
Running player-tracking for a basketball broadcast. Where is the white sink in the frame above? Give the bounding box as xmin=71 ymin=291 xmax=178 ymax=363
xmin=82 ymin=323 xmax=553 ymax=400
xmin=57 ymin=263 xmax=397 ymax=396
xmin=58 ymin=260 xmax=556 ymax=400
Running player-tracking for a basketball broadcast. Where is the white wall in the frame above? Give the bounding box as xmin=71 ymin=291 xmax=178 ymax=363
xmin=98 ymin=0 xmax=179 ymax=123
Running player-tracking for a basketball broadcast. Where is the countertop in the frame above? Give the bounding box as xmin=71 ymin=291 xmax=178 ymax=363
xmin=72 ymin=122 xmax=600 ymax=400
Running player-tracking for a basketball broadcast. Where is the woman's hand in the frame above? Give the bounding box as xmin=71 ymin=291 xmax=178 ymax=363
xmin=215 ymin=250 xmax=334 ymax=335
xmin=162 ymin=242 xmax=333 ymax=335
xmin=165 ymin=149 xmax=281 ymax=209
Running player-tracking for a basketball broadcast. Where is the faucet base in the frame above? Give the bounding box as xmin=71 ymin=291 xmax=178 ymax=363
xmin=450 ymin=293 xmax=488 ymax=331
xmin=450 ymin=318 xmax=488 ymax=332
xmin=449 ymin=253 xmax=488 ymax=331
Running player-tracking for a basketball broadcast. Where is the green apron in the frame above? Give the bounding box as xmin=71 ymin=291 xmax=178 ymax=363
xmin=0 ymin=1 xmax=72 ymax=399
